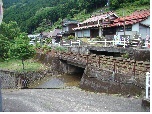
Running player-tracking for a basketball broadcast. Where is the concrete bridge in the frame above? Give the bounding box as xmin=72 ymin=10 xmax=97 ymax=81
xmin=57 ymin=51 xmax=150 ymax=78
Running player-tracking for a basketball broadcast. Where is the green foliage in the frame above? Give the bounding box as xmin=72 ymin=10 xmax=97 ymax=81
xmin=0 ymin=59 xmax=48 ymax=72
xmin=0 ymin=21 xmax=21 ymax=41
xmin=55 ymin=46 xmax=67 ymax=52
xmin=110 ymin=0 xmax=150 ymax=10
xmin=45 ymin=38 xmax=52 ymax=44
xmin=0 ymin=21 xmax=36 ymax=69
xmin=3 ymin=0 xmax=107 ymax=33
xmin=67 ymin=35 xmax=75 ymax=40
xmin=10 ymin=34 xmax=35 ymax=60
xmin=42 ymin=44 xmax=52 ymax=53
xmin=3 ymin=0 xmax=150 ymax=34
xmin=96 ymin=36 xmax=105 ymax=41
xmin=122 ymin=52 xmax=129 ymax=59
xmin=0 ymin=34 xmax=10 ymax=60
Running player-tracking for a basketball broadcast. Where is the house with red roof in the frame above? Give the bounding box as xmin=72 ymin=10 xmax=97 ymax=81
xmin=107 ymin=9 xmax=150 ymax=41
xmin=73 ymin=11 xmax=118 ymax=38
xmin=73 ymin=9 xmax=150 ymax=42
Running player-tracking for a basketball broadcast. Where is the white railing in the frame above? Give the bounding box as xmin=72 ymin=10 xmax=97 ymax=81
xmin=71 ymin=40 xmax=81 ymax=46
xmin=146 ymin=72 xmax=150 ymax=99
xmin=61 ymin=40 xmax=70 ymax=46
xmin=61 ymin=40 xmax=81 ymax=46
xmin=88 ymin=39 xmax=127 ymax=48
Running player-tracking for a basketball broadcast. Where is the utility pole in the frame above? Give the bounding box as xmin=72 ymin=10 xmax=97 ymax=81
xmin=123 ymin=9 xmax=126 ymax=36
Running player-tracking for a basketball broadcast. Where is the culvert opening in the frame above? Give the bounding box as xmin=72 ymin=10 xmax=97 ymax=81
xmin=26 ymin=66 xmax=85 ymax=89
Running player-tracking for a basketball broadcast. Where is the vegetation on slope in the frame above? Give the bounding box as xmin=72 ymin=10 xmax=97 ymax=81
xmin=3 ymin=0 xmax=150 ymax=34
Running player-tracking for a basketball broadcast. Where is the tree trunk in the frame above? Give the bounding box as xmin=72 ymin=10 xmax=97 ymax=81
xmin=22 ymin=59 xmax=25 ymax=70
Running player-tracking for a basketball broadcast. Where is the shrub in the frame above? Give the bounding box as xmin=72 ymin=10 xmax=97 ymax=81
xmin=67 ymin=35 xmax=75 ymax=40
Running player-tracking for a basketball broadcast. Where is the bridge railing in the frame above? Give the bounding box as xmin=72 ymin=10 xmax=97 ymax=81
xmin=88 ymin=39 xmax=127 ymax=48
xmin=146 ymin=72 xmax=150 ymax=99
xmin=60 ymin=40 xmax=81 ymax=47
xmin=60 ymin=39 xmax=127 ymax=48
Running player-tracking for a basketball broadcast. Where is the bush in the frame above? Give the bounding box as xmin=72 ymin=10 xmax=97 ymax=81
xmin=67 ymin=35 xmax=75 ymax=40
xmin=55 ymin=46 xmax=67 ymax=52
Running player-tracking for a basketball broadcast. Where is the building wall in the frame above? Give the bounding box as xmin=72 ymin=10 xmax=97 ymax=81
xmin=75 ymin=29 xmax=90 ymax=38
xmin=139 ymin=25 xmax=150 ymax=39
xmin=116 ymin=31 xmax=137 ymax=39
xmin=69 ymin=24 xmax=77 ymax=33
xmin=140 ymin=16 xmax=150 ymax=25
xmin=63 ymin=26 xmax=69 ymax=32
xmin=132 ymin=23 xmax=139 ymax=32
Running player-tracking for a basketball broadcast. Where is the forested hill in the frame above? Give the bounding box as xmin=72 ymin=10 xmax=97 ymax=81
xmin=3 ymin=0 xmax=150 ymax=34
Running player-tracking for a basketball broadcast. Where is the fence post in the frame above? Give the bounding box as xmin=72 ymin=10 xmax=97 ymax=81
xmin=146 ymin=72 xmax=150 ymax=99
xmin=105 ymin=39 xmax=107 ymax=47
xmin=78 ymin=40 xmax=80 ymax=46
xmin=113 ymin=62 xmax=115 ymax=72
xmin=98 ymin=56 xmax=100 ymax=68
xmin=70 ymin=40 xmax=72 ymax=46
xmin=86 ymin=55 xmax=89 ymax=66
xmin=133 ymin=61 xmax=136 ymax=76
xmin=123 ymin=40 xmax=126 ymax=48
xmin=113 ymin=40 xmax=115 ymax=46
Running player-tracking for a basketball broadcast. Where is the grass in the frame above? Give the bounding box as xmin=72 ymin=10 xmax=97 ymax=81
xmin=114 ymin=4 xmax=150 ymax=17
xmin=0 ymin=59 xmax=48 ymax=72
xmin=72 ymin=4 xmax=150 ymax=23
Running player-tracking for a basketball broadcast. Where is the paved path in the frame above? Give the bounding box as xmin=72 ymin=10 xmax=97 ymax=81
xmin=1 ymin=88 xmax=148 ymax=112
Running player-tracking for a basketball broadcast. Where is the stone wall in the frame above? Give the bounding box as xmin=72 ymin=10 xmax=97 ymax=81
xmin=0 ymin=69 xmax=48 ymax=89
xmin=0 ymin=70 xmax=17 ymax=89
xmin=80 ymin=65 xmax=144 ymax=96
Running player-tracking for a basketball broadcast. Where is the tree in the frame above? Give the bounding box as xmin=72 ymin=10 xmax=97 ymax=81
xmin=0 ymin=34 xmax=10 ymax=61
xmin=10 ymin=33 xmax=36 ymax=70
xmin=0 ymin=21 xmax=20 ymax=41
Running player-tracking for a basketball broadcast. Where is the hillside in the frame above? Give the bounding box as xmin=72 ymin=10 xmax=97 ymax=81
xmin=3 ymin=0 xmax=150 ymax=34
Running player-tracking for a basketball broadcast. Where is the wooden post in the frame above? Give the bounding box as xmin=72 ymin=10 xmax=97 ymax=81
xmin=133 ymin=61 xmax=136 ymax=76
xmin=86 ymin=55 xmax=89 ymax=66
xmin=98 ymin=56 xmax=101 ymax=68
xmin=113 ymin=62 xmax=115 ymax=72
xmin=124 ymin=40 xmax=126 ymax=48
xmin=105 ymin=39 xmax=107 ymax=47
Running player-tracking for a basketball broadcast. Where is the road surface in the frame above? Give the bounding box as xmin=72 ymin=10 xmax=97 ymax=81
xmin=1 ymin=88 xmax=148 ymax=112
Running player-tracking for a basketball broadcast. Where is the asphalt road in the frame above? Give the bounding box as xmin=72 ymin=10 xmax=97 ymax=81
xmin=1 ymin=88 xmax=148 ymax=112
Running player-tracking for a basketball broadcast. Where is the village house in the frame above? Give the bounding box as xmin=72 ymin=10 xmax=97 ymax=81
xmin=107 ymin=9 xmax=150 ymax=41
xmin=48 ymin=28 xmax=62 ymax=38
xmin=73 ymin=9 xmax=150 ymax=43
xmin=61 ymin=19 xmax=78 ymax=37
xmin=73 ymin=11 xmax=118 ymax=39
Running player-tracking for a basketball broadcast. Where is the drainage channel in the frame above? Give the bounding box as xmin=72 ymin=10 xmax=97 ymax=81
xmin=28 ymin=73 xmax=82 ymax=89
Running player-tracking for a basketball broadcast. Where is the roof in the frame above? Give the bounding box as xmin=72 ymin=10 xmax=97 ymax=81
xmin=73 ymin=11 xmax=118 ymax=30
xmin=80 ymin=11 xmax=118 ymax=24
xmin=42 ymin=32 xmax=50 ymax=37
xmin=107 ymin=9 xmax=150 ymax=28
xmin=47 ymin=29 xmax=61 ymax=38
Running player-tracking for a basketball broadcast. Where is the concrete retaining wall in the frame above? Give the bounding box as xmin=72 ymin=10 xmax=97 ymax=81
xmin=79 ymin=65 xmax=144 ymax=96
xmin=0 ymin=69 xmax=48 ymax=89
